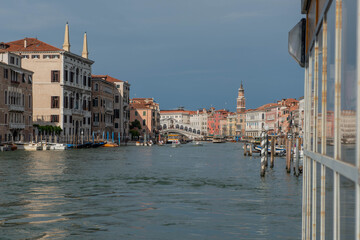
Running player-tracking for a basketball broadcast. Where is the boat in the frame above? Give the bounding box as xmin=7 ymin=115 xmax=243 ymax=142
xmin=0 ymin=145 xmax=11 ymax=152
xmin=49 ymin=143 xmax=68 ymax=150
xmin=91 ymin=141 xmax=105 ymax=148
xmin=103 ymin=142 xmax=119 ymax=147
xmin=24 ymin=143 xmax=43 ymax=151
xmin=193 ymin=141 xmax=203 ymax=146
xmin=171 ymin=140 xmax=181 ymax=147
xmin=42 ymin=144 xmax=50 ymax=150
xmin=67 ymin=142 xmax=92 ymax=149
xmin=254 ymin=145 xmax=286 ymax=156
xmin=213 ymin=137 xmax=226 ymax=143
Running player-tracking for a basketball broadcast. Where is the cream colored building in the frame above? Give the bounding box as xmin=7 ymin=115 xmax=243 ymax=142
xmin=190 ymin=109 xmax=210 ymax=136
xmin=6 ymin=23 xmax=94 ymax=142
xmin=226 ymin=113 xmax=237 ymax=137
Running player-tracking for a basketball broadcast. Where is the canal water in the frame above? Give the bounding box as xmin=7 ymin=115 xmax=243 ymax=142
xmin=0 ymin=143 xmax=302 ymax=239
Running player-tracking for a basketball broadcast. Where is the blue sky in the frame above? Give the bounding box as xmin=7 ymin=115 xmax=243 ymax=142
xmin=1 ymin=0 xmax=304 ymax=111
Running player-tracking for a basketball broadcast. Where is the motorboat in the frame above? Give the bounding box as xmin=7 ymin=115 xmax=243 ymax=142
xmin=24 ymin=143 xmax=43 ymax=151
xmin=49 ymin=143 xmax=68 ymax=150
xmin=103 ymin=142 xmax=119 ymax=147
xmin=212 ymin=137 xmax=226 ymax=143
xmin=171 ymin=140 xmax=181 ymax=147
xmin=193 ymin=141 xmax=203 ymax=146
xmin=254 ymin=145 xmax=286 ymax=156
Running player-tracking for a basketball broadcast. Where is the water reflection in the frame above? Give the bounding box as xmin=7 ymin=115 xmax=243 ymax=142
xmin=0 ymin=143 xmax=302 ymax=239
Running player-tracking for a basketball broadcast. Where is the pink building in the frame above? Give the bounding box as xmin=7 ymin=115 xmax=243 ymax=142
xmin=208 ymin=109 xmax=229 ymax=136
xmin=130 ymin=98 xmax=160 ymax=140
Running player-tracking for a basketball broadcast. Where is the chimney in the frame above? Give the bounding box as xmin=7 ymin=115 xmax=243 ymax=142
xmin=24 ymin=38 xmax=27 ymax=48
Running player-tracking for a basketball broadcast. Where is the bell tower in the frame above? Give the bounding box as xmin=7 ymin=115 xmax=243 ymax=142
xmin=236 ymin=81 xmax=246 ymax=114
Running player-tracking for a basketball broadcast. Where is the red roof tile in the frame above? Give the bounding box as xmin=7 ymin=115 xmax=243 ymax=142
xmin=4 ymin=38 xmax=62 ymax=52
xmin=92 ymin=75 xmax=124 ymax=83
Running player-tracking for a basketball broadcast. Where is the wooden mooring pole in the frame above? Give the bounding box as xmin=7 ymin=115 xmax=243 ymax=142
xmin=243 ymin=143 xmax=248 ymax=156
xmin=265 ymin=133 xmax=268 ymax=167
xmin=286 ymin=138 xmax=291 ymax=173
xmin=270 ymin=136 xmax=275 ymax=168
xmin=260 ymin=131 xmax=266 ymax=177
xmin=249 ymin=143 xmax=253 ymax=156
xmin=294 ymin=137 xmax=300 ymax=177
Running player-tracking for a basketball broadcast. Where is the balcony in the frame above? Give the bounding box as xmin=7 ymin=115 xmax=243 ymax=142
xmin=9 ymin=123 xmax=25 ymax=129
xmin=93 ymin=122 xmax=99 ymax=127
xmin=8 ymin=105 xmax=25 ymax=112
xmin=72 ymin=109 xmax=84 ymax=115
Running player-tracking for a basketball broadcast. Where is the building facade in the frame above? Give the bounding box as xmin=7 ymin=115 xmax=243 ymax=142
xmin=5 ymin=23 xmax=94 ymax=143
xmin=91 ymin=76 xmax=115 ymax=139
xmin=0 ymin=49 xmax=33 ymax=143
xmin=190 ymin=108 xmax=212 ymax=136
xmin=226 ymin=113 xmax=237 ymax=138
xmin=208 ymin=109 xmax=229 ymax=136
xmin=160 ymin=108 xmax=191 ymax=125
xmin=130 ymin=98 xmax=160 ymax=140
xmin=245 ymin=109 xmax=265 ymax=137
xmin=92 ymin=75 xmax=130 ymax=140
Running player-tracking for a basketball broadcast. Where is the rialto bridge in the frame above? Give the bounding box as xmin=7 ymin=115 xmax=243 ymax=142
xmin=159 ymin=118 xmax=204 ymax=139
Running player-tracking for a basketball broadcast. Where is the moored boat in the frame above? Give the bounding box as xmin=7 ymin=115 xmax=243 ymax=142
xmin=103 ymin=142 xmax=119 ymax=147
xmin=24 ymin=143 xmax=43 ymax=151
xmin=213 ymin=137 xmax=226 ymax=143
xmin=49 ymin=143 xmax=68 ymax=150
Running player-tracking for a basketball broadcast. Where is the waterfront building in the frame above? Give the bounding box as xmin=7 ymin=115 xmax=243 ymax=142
xmin=190 ymin=108 xmax=212 ymax=136
xmin=219 ymin=119 xmax=227 ymax=137
xmin=5 ymin=23 xmax=94 ymax=143
xmin=0 ymin=49 xmax=33 ymax=143
xmin=264 ymin=104 xmax=281 ymax=135
xmin=208 ymin=109 xmax=229 ymax=136
xmin=160 ymin=107 xmax=192 ymax=125
xmin=226 ymin=113 xmax=237 ymax=138
xmin=236 ymin=83 xmax=246 ymax=137
xmin=277 ymin=98 xmax=299 ymax=135
xmin=289 ymin=0 xmax=359 ymax=238
xmin=130 ymin=98 xmax=160 ymax=140
xmin=245 ymin=108 xmax=265 ymax=137
xmin=92 ymin=75 xmax=130 ymax=140
xmin=90 ymin=76 xmax=116 ymax=139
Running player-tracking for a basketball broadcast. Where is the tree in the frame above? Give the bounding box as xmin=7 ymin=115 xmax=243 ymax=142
xmin=130 ymin=119 xmax=142 ymax=130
